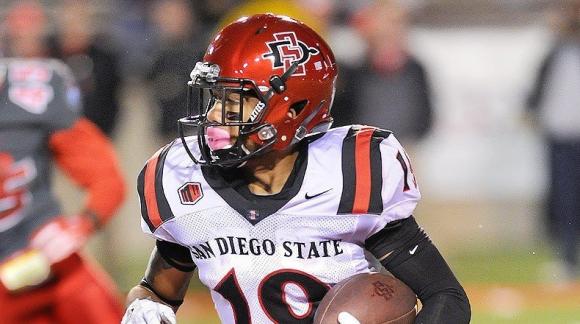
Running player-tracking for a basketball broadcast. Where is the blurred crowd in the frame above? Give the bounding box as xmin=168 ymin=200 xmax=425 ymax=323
xmin=0 ymin=0 xmax=432 ymax=145
xmin=1 ymin=0 xmax=579 ymax=282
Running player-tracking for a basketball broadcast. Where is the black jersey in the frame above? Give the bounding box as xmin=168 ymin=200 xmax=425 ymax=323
xmin=0 ymin=58 xmax=82 ymax=260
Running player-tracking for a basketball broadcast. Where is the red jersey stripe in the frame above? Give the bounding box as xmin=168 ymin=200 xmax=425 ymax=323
xmin=352 ymin=128 xmax=374 ymax=213
xmin=144 ymin=149 xmax=163 ymax=229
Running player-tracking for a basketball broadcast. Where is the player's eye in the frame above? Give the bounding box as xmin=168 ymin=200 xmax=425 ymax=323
xmin=226 ymin=95 xmax=241 ymax=104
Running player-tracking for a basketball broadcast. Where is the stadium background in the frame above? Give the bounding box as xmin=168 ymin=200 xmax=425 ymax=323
xmin=2 ymin=0 xmax=579 ymax=323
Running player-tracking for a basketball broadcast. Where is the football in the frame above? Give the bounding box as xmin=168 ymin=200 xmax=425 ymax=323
xmin=313 ymin=272 xmax=417 ymax=324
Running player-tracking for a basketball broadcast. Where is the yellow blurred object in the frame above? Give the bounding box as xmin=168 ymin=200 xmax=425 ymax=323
xmin=0 ymin=249 xmax=51 ymax=291
xmin=218 ymin=0 xmax=324 ymax=35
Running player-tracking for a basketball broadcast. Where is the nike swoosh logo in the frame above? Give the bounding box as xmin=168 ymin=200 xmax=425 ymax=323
xmin=409 ymin=245 xmax=418 ymax=255
xmin=305 ymin=188 xmax=332 ymax=199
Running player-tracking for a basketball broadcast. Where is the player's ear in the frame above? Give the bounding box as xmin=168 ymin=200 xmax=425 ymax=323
xmin=287 ymin=109 xmax=298 ymax=119
xmin=287 ymin=100 xmax=308 ymax=119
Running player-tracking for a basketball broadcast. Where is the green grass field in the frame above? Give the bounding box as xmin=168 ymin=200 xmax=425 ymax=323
xmin=450 ymin=247 xmax=554 ymax=284
xmin=451 ymin=247 xmax=580 ymax=324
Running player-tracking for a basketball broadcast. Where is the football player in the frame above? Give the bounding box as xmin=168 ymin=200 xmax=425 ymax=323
xmin=0 ymin=58 xmax=126 ymax=323
xmin=123 ymin=14 xmax=470 ymax=324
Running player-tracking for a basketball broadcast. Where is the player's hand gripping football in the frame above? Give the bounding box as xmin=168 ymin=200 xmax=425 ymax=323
xmin=30 ymin=214 xmax=95 ymax=264
xmin=338 ymin=311 xmax=361 ymax=324
xmin=122 ymin=298 xmax=177 ymax=324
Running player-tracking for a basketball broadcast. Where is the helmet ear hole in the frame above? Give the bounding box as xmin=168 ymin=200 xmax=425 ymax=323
xmin=289 ymin=100 xmax=308 ymax=117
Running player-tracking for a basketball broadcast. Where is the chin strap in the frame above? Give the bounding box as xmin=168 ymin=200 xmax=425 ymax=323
xmin=291 ymin=100 xmax=326 ymax=145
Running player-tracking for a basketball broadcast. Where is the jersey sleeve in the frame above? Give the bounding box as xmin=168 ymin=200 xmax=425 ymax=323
xmin=339 ymin=127 xmax=421 ymax=241
xmin=379 ymin=135 xmax=421 ymax=221
xmin=137 ymin=143 xmax=178 ymax=242
xmin=362 ymin=134 xmax=420 ymax=239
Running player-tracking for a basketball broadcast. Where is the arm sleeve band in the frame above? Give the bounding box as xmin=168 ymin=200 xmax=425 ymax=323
xmin=365 ymin=216 xmax=471 ymax=324
xmin=156 ymin=240 xmax=196 ymax=272
xmin=139 ymin=278 xmax=184 ymax=308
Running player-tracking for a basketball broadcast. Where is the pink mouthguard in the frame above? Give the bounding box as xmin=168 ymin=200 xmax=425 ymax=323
xmin=206 ymin=127 xmax=232 ymax=151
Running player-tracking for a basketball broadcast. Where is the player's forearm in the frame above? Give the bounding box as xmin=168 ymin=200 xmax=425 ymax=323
xmin=365 ymin=217 xmax=471 ymax=323
xmin=125 ymin=280 xmax=186 ymax=314
xmin=384 ymin=236 xmax=470 ymax=323
xmin=126 ymin=285 xmax=164 ymax=306
xmin=415 ymin=289 xmax=470 ymax=324
xmin=135 ymin=247 xmax=194 ymax=311
xmin=123 ymin=285 xmax=179 ymax=323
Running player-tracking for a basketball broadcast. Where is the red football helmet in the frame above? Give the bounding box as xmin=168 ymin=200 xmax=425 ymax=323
xmin=178 ymin=14 xmax=338 ymax=167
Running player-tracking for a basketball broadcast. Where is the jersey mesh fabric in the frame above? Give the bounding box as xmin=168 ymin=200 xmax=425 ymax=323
xmin=165 ymin=206 xmax=371 ymax=324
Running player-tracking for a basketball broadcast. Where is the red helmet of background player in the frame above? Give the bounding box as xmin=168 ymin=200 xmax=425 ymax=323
xmin=178 ymin=14 xmax=338 ymax=167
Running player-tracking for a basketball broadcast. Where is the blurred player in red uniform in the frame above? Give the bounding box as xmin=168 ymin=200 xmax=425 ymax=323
xmin=0 ymin=58 xmax=126 ymax=323
xmin=122 ymin=14 xmax=469 ymax=324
